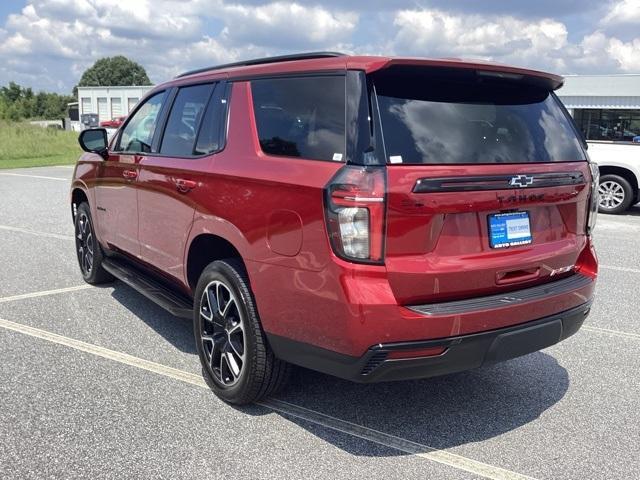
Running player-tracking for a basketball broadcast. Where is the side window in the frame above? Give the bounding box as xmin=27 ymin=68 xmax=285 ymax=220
xmin=194 ymin=84 xmax=229 ymax=155
xmin=160 ymin=83 xmax=214 ymax=157
xmin=251 ymin=76 xmax=346 ymax=161
xmin=118 ymin=91 xmax=167 ymax=153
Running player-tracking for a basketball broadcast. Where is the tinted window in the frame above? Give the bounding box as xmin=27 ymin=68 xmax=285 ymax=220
xmin=573 ymin=108 xmax=640 ymax=142
xmin=160 ymin=84 xmax=214 ymax=157
xmin=375 ymin=76 xmax=586 ymax=164
xmin=119 ymin=91 xmax=166 ymax=153
xmin=194 ymin=85 xmax=228 ymax=155
xmin=251 ymin=76 xmax=345 ymax=161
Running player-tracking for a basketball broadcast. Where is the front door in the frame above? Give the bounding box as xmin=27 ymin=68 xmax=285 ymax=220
xmin=137 ymin=82 xmax=225 ymax=283
xmin=95 ymin=90 xmax=168 ymax=258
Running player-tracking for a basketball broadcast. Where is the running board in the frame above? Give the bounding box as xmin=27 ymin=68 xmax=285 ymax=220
xmin=102 ymin=258 xmax=193 ymax=319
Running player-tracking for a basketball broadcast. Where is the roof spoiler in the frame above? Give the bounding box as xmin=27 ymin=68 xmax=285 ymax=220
xmin=370 ymin=59 xmax=564 ymax=91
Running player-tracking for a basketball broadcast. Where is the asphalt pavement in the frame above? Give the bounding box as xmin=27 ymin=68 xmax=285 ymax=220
xmin=0 ymin=165 xmax=638 ymax=479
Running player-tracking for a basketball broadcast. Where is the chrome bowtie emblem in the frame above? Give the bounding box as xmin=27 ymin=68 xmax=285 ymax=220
xmin=509 ymin=175 xmax=534 ymax=188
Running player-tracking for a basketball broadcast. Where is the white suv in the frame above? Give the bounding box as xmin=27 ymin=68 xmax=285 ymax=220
xmin=587 ymin=141 xmax=640 ymax=214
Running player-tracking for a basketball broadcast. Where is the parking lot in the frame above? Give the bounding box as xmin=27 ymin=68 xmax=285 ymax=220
xmin=0 ymin=165 xmax=638 ymax=480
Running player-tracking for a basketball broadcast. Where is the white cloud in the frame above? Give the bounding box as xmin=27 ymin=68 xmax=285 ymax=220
xmin=606 ymin=37 xmax=640 ymax=71
xmin=220 ymin=2 xmax=357 ymax=49
xmin=391 ymin=9 xmax=569 ymax=66
xmin=0 ymin=33 xmax=31 ymax=55
xmin=390 ymin=8 xmax=640 ymax=74
xmin=602 ymin=0 xmax=640 ymax=26
xmin=0 ymin=1 xmax=639 ymax=93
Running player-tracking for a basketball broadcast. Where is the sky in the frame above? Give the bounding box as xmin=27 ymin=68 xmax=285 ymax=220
xmin=0 ymin=0 xmax=639 ymax=93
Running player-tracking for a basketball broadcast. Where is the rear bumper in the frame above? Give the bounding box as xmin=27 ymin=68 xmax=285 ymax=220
xmin=268 ymin=301 xmax=592 ymax=383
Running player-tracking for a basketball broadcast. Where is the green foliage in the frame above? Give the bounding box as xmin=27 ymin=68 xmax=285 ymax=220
xmin=78 ymin=56 xmax=151 ymax=88
xmin=0 ymin=120 xmax=81 ymax=169
xmin=0 ymin=82 xmax=75 ymax=121
xmin=0 ymin=56 xmax=150 ymax=121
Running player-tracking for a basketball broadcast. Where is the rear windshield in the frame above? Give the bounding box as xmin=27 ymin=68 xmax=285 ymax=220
xmin=375 ymin=74 xmax=586 ymax=165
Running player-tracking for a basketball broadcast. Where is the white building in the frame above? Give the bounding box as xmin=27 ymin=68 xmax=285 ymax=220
xmin=77 ymin=85 xmax=154 ymax=123
xmin=557 ymin=74 xmax=640 ymax=143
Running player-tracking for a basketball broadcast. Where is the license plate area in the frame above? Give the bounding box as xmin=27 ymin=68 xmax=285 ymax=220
xmin=488 ymin=211 xmax=532 ymax=249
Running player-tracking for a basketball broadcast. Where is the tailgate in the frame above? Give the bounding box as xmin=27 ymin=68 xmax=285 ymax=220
xmin=385 ymin=162 xmax=591 ymax=304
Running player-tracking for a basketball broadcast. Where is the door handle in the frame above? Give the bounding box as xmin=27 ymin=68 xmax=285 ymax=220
xmin=176 ymin=179 xmax=197 ymax=193
xmin=122 ymin=169 xmax=138 ymax=179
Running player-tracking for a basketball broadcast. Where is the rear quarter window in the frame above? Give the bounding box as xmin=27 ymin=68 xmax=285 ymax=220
xmin=250 ymin=76 xmax=346 ymax=162
xmin=375 ymin=76 xmax=586 ymax=165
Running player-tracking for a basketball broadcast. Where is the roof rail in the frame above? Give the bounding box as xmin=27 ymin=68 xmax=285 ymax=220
xmin=175 ymin=51 xmax=346 ymax=78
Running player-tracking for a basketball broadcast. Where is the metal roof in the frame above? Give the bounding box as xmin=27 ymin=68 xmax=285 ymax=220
xmin=558 ymin=74 xmax=640 ymax=97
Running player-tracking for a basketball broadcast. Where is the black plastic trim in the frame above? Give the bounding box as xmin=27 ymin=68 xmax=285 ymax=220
xmin=102 ymin=257 xmax=193 ymax=319
xmin=176 ymin=52 xmax=346 ymax=78
xmin=408 ymin=273 xmax=592 ymax=316
xmin=413 ymin=171 xmax=586 ymax=193
xmin=266 ymin=301 xmax=592 ymax=383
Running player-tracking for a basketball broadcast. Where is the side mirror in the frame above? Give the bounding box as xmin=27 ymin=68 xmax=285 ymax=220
xmin=79 ymin=128 xmax=108 ymax=159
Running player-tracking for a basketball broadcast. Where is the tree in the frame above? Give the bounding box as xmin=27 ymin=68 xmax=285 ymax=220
xmin=77 ymin=56 xmax=152 ymax=90
xmin=0 ymin=83 xmax=74 ymax=120
xmin=1 ymin=82 xmax=23 ymax=103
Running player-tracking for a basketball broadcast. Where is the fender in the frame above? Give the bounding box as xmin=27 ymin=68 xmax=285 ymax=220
xmin=181 ymin=210 xmax=253 ymax=286
xmin=70 ymin=153 xmax=104 ymax=244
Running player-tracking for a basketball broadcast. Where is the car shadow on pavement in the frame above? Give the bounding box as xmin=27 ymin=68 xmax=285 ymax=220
xmin=107 ymin=280 xmax=569 ymax=454
xmin=604 ymin=204 xmax=640 ymax=217
xmin=109 ymin=282 xmax=197 ymax=355
xmin=241 ymin=352 xmax=569 ymax=454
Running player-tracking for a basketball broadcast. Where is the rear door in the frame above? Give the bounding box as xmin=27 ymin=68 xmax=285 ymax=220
xmin=95 ymin=90 xmax=167 ymax=257
xmin=372 ymin=67 xmax=591 ymax=304
xmin=137 ymin=82 xmax=227 ymax=283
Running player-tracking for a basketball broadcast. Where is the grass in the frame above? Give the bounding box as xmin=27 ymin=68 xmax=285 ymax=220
xmin=0 ymin=121 xmax=81 ymax=169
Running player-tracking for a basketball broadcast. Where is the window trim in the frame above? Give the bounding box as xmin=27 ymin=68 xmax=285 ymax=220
xmin=112 ymin=81 xmax=232 ymax=159
xmin=250 ymin=72 xmax=348 ymax=164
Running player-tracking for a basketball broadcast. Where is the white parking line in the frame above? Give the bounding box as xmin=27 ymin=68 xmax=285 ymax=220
xmin=0 ymin=285 xmax=93 ymax=304
xmin=583 ymin=325 xmax=640 ymax=340
xmin=0 ymin=225 xmax=74 ymax=241
xmin=0 ymin=172 xmax=68 ymax=181
xmin=0 ymin=316 xmax=536 ymax=480
xmin=599 ymin=264 xmax=640 ymax=275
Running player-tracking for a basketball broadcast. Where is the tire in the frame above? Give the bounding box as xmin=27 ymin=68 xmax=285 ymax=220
xmin=194 ymin=259 xmax=290 ymax=405
xmin=598 ymin=174 xmax=634 ymax=214
xmin=74 ymin=202 xmax=114 ymax=284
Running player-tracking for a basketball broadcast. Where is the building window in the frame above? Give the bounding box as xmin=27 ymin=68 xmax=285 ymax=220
xmin=573 ymin=109 xmax=640 ymax=142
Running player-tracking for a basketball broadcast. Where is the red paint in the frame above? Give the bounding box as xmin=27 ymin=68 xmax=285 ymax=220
xmin=71 ymin=55 xmax=596 ymax=360
xmin=100 ymin=116 xmax=127 ymax=128
xmin=387 ymin=347 xmax=447 ymax=359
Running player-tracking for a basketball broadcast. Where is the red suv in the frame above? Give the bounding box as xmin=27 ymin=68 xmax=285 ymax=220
xmin=72 ymin=52 xmax=598 ymax=404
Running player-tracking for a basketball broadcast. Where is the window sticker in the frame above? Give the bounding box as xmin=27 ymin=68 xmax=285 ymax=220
xmin=389 ymin=155 xmax=403 ymax=164
xmin=333 ymin=153 xmax=343 ymax=161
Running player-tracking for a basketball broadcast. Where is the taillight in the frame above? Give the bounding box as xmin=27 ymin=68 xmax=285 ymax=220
xmin=324 ymin=165 xmax=386 ymax=264
xmin=587 ymin=161 xmax=599 ymax=235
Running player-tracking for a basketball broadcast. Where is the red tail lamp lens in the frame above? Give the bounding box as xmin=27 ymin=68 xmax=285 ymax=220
xmin=325 ymin=166 xmax=386 ymax=263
